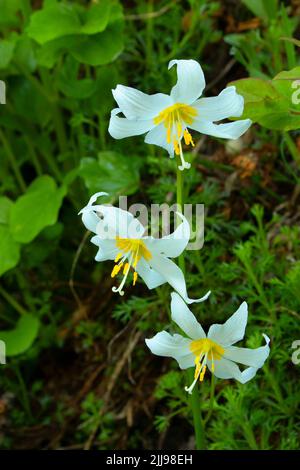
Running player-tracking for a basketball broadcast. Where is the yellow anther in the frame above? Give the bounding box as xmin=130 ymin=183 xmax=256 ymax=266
xmin=123 ymin=262 xmax=130 ymax=275
xmin=199 ymin=365 xmax=207 ymax=382
xmin=115 ymin=252 xmax=122 ymax=263
xmin=153 ymin=103 xmax=197 ymax=147
xmin=183 ymin=129 xmax=194 ymax=147
xmin=111 ymin=263 xmax=122 ymax=278
xmin=133 ymin=271 xmax=138 ymax=286
xmin=173 ymin=139 xmax=180 ymax=155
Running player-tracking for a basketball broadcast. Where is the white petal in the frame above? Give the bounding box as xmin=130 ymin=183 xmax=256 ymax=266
xmin=90 ymin=236 xmax=118 ymax=261
xmin=189 ymin=119 xmax=252 ymax=140
xmin=143 ymin=212 xmax=190 ymax=258
xmin=208 ymin=302 xmax=248 ymax=347
xmin=80 ymin=192 xmax=145 ymax=238
xmin=193 ymin=86 xmax=244 ymax=121
xmin=79 ymin=191 xmax=108 ymax=232
xmin=112 ymin=85 xmax=172 ymax=120
xmin=171 ymin=292 xmax=206 ymax=340
xmin=144 ymin=123 xmax=175 ymax=157
xmin=208 ymin=357 xmax=258 ymax=383
xmin=224 ymin=334 xmax=270 ymax=367
xmin=177 ymin=353 xmax=195 ymax=369
xmin=149 ymin=254 xmax=210 ymax=304
xmin=135 ymin=258 xmax=165 ymax=289
xmin=145 ymin=331 xmax=192 ymax=369
xmin=108 ymin=108 xmax=154 ymax=139
xmin=169 ymin=59 xmax=205 ymax=104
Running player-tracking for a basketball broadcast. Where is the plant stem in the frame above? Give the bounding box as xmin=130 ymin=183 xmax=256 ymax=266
xmin=284 ymin=132 xmax=300 ymax=165
xmin=176 ymin=147 xmax=205 ymax=450
xmin=0 ymin=128 xmax=26 ymax=192
xmin=0 ymin=284 xmax=28 ymax=316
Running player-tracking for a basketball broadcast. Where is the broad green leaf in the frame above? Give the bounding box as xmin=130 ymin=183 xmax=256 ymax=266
xmin=230 ymin=75 xmax=300 ymax=131
xmin=10 ymin=76 xmax=51 ymax=126
xmin=9 ymin=175 xmax=67 ymax=243
xmin=68 ymin=22 xmax=124 ymax=66
xmin=0 ymin=38 xmax=16 ymax=69
xmin=0 ymin=0 xmax=23 ymax=28
xmin=0 ymin=314 xmax=40 ymax=356
xmin=27 ymin=3 xmax=81 ymax=45
xmin=0 ymin=197 xmax=20 ymax=276
xmin=57 ymin=56 xmax=97 ymax=99
xmin=0 ymin=196 xmax=13 ymax=224
xmin=79 ymin=2 xmax=111 ymax=35
xmin=0 ymin=225 xmax=20 ymax=276
xmin=79 ymin=152 xmax=140 ymax=197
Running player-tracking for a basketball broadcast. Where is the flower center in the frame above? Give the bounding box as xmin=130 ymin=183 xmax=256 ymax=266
xmin=111 ymin=237 xmax=152 ymax=296
xmin=153 ymin=103 xmax=197 ymax=154
xmin=185 ymin=338 xmax=224 ymax=394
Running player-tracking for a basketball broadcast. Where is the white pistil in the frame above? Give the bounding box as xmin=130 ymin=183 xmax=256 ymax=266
xmin=112 ymin=253 xmax=134 ymax=296
xmin=178 ymin=139 xmax=191 ymax=171
xmin=185 ymin=352 xmax=207 ymax=395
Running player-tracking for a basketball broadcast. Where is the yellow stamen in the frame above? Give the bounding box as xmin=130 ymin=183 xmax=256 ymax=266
xmin=199 ymin=365 xmax=207 ymax=382
xmin=123 ymin=262 xmax=130 ymax=275
xmin=153 ymin=103 xmax=197 ymax=151
xmin=174 ymin=139 xmax=180 ymax=155
xmin=185 ymin=338 xmax=224 ymax=390
xmin=111 ymin=238 xmax=152 ymax=295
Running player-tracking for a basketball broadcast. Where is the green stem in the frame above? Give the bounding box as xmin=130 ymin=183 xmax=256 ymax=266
xmin=176 ymin=147 xmax=205 ymax=450
xmin=204 ymin=374 xmax=215 ymax=425
xmin=188 ymin=369 xmax=206 ymax=449
xmin=52 ymin=104 xmax=68 ymax=155
xmin=0 ymin=284 xmax=28 ymax=316
xmin=284 ymin=132 xmax=300 ymax=165
xmin=0 ymin=128 xmax=26 ymax=192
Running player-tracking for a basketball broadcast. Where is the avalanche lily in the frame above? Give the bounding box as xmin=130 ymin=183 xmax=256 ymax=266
xmin=108 ymin=59 xmax=252 ymax=170
xmin=79 ymin=192 xmax=210 ymax=304
xmin=146 ymin=293 xmax=270 ymax=393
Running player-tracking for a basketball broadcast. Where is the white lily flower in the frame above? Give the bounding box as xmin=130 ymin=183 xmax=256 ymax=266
xmin=108 ymin=59 xmax=252 ymax=170
xmin=79 ymin=192 xmax=210 ymax=304
xmin=146 ymin=293 xmax=270 ymax=393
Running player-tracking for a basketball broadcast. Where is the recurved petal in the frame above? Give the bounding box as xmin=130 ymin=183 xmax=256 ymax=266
xmin=224 ymin=334 xmax=270 ymax=368
xmin=193 ymin=86 xmax=244 ymax=121
xmin=207 ymin=357 xmax=258 ymax=383
xmin=169 ymin=59 xmax=206 ymax=104
xmin=135 ymin=258 xmax=166 ymax=289
xmin=208 ymin=302 xmax=248 ymax=347
xmin=189 ymin=119 xmax=252 ymax=140
xmin=149 ymin=254 xmax=210 ymax=304
xmin=171 ymin=292 xmax=206 ymax=340
xmin=143 ymin=212 xmax=190 ymax=258
xmin=145 ymin=331 xmax=192 ymax=365
xmin=144 ymin=123 xmax=175 ymax=157
xmin=90 ymin=236 xmax=118 ymax=261
xmin=112 ymin=85 xmax=172 ymax=120
xmin=108 ymin=108 xmax=154 ymax=139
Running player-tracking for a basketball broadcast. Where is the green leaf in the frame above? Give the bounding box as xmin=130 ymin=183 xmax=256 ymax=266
xmin=79 ymin=152 xmax=140 ymax=197
xmin=79 ymin=1 xmax=111 ymax=35
xmin=57 ymin=56 xmax=97 ymax=99
xmin=9 ymin=175 xmax=67 ymax=244
xmin=0 ymin=38 xmax=16 ymax=69
xmin=27 ymin=3 xmax=81 ymax=45
xmin=0 ymin=225 xmax=20 ymax=276
xmin=0 ymin=314 xmax=40 ymax=356
xmin=230 ymin=74 xmax=300 ymax=131
xmin=0 ymin=196 xmax=13 ymax=225
xmin=10 ymin=76 xmax=50 ymax=126
xmin=68 ymin=21 xmax=124 ymax=66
